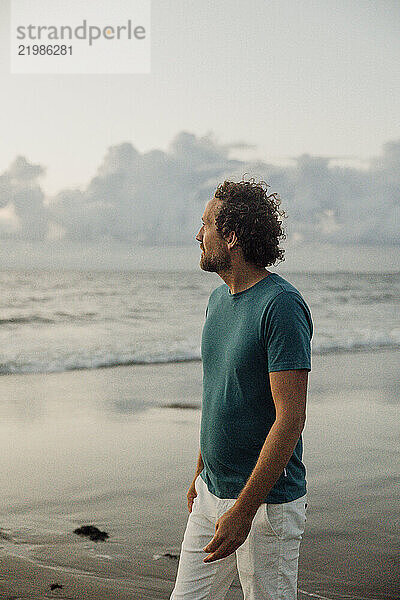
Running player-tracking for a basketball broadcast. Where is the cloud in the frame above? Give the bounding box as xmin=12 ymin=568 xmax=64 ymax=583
xmin=49 ymin=132 xmax=241 ymax=245
xmin=0 ymin=156 xmax=49 ymax=241
xmin=0 ymin=133 xmax=398 ymax=247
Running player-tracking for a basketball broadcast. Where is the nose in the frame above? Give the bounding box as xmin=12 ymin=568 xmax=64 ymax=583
xmin=195 ymin=227 xmax=203 ymax=243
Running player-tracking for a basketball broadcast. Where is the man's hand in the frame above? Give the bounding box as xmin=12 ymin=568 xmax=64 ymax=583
xmin=203 ymin=505 xmax=253 ymax=562
xmin=187 ymin=478 xmax=197 ymax=513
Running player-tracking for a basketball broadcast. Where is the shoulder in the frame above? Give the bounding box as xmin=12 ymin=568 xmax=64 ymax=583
xmin=262 ymin=274 xmax=310 ymax=309
xmin=269 ymin=289 xmax=309 ymax=311
xmin=265 ymin=272 xmax=304 ymax=296
xmin=259 ymin=275 xmax=313 ymax=335
xmin=262 ymin=290 xmax=313 ymax=341
xmin=252 ymin=274 xmax=309 ymax=315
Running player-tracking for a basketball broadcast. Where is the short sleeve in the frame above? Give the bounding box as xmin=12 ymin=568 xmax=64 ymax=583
xmin=263 ymin=291 xmax=313 ymax=373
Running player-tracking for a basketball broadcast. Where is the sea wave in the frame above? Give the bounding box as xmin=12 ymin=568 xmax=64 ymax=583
xmin=0 ymin=315 xmax=55 ymax=325
xmin=0 ymin=338 xmax=399 ymax=376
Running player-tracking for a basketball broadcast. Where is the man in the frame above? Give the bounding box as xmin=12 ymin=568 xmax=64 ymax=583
xmin=170 ymin=179 xmax=313 ymax=600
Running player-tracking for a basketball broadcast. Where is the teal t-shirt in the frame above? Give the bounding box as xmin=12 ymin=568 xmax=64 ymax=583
xmin=199 ymin=272 xmax=313 ymax=504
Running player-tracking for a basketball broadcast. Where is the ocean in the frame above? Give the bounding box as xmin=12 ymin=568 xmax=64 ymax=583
xmin=1 ymin=269 xmax=399 ymax=375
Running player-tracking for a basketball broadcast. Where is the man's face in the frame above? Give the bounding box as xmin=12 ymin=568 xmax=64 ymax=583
xmin=195 ymin=198 xmax=231 ymax=273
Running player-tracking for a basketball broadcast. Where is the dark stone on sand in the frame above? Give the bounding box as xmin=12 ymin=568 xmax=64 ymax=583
xmin=73 ymin=525 xmax=109 ymax=542
xmin=162 ymin=552 xmax=179 ymax=560
xmin=50 ymin=583 xmax=63 ymax=590
xmin=0 ymin=529 xmax=11 ymax=540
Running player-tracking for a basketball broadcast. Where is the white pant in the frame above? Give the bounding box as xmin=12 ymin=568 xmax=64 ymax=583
xmin=170 ymin=474 xmax=307 ymax=600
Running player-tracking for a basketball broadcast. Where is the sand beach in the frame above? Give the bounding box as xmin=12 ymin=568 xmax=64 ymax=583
xmin=0 ymin=349 xmax=398 ymax=599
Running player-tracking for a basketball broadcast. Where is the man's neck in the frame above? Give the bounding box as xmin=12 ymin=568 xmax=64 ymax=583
xmin=218 ymin=265 xmax=271 ymax=295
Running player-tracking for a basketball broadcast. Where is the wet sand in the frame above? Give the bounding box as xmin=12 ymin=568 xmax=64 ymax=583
xmin=0 ymin=349 xmax=398 ymax=599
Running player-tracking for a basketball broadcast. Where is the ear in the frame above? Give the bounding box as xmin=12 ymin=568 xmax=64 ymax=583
xmin=225 ymin=230 xmax=238 ymax=249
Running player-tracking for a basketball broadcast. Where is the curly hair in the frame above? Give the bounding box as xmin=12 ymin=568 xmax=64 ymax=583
xmin=213 ymin=177 xmax=287 ymax=267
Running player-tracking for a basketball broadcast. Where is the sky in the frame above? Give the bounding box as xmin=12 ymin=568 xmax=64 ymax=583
xmin=0 ymin=0 xmax=399 ymax=271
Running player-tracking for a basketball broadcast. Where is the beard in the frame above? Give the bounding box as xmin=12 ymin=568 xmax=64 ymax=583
xmin=200 ymin=247 xmax=231 ymax=273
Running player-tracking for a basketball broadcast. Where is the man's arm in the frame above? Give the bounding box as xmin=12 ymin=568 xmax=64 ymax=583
xmin=203 ymin=369 xmax=308 ymax=562
xmin=187 ymin=450 xmax=204 ymax=513
xmin=234 ymin=369 xmax=307 ymax=516
xmin=194 ymin=449 xmax=204 ymax=478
